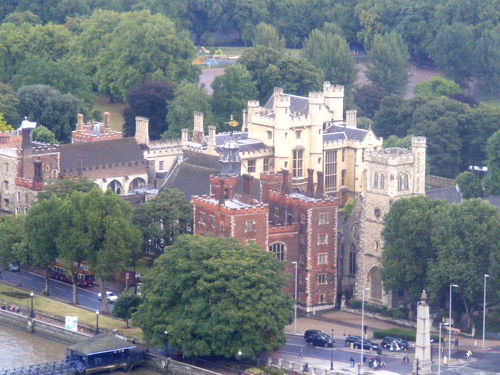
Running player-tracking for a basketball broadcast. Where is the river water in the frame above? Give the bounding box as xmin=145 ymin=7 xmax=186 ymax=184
xmin=0 ymin=324 xmax=156 ymax=375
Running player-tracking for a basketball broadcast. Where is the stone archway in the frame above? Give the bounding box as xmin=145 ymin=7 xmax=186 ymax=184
xmin=129 ymin=177 xmax=146 ymax=190
xmin=368 ymin=267 xmax=382 ymax=302
xmin=107 ymin=180 xmax=124 ymax=194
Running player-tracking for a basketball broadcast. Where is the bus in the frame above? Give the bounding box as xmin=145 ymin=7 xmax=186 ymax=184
xmin=51 ymin=260 xmax=95 ymax=287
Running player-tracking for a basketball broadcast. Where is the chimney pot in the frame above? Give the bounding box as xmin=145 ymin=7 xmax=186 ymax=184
xmin=104 ymin=112 xmax=111 ymax=128
xmin=315 ymin=171 xmax=324 ymax=197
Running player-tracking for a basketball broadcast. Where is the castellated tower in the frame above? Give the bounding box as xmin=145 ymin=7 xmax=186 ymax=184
xmin=323 ymin=82 xmax=344 ymax=122
xmin=355 ymin=137 xmax=426 ymax=307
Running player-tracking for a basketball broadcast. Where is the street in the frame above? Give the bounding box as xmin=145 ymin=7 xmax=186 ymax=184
xmin=0 ymin=268 xmax=114 ymax=312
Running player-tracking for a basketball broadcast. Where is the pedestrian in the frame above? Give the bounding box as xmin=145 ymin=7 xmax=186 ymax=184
xmin=298 ymin=348 xmax=303 ymax=359
xmin=350 ymin=357 xmax=355 ymax=368
xmin=404 ymin=354 xmax=410 ymax=363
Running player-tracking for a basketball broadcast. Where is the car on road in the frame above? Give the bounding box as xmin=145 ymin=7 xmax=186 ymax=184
xmin=380 ymin=336 xmax=409 ymax=351
xmin=345 ymin=335 xmax=378 ymax=350
xmin=97 ymin=291 xmax=118 ymax=303
xmin=8 ymin=263 xmax=20 ymax=272
xmin=307 ymin=333 xmax=335 ymax=347
xmin=304 ymin=329 xmax=323 ymax=341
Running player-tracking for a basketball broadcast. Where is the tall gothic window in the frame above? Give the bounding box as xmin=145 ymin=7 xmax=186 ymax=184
xmin=397 ymin=173 xmax=404 ymax=191
xmin=380 ymin=174 xmax=385 ymax=189
xmin=373 ymin=172 xmax=379 ymax=188
xmin=292 ymin=149 xmax=303 ymax=178
xmin=349 ymin=245 xmax=357 ymax=275
xmin=269 ymin=242 xmax=285 ymax=261
xmin=325 ymin=150 xmax=337 ymax=191
xmin=404 ymin=172 xmax=410 ymax=190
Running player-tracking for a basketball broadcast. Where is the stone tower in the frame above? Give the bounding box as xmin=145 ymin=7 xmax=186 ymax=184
xmin=355 ymin=137 xmax=426 ymax=306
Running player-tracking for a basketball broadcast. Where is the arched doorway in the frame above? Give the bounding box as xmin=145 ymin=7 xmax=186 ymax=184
xmin=368 ymin=267 xmax=382 ymax=302
xmin=129 ymin=177 xmax=146 ymax=190
xmin=107 ymin=180 xmax=124 ymax=194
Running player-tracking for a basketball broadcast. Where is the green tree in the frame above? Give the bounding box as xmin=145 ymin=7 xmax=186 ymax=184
xmin=211 ymin=64 xmax=257 ymax=132
xmin=17 ymin=84 xmax=86 ymax=142
xmin=428 ymin=199 xmax=500 ymax=331
xmin=382 ymin=135 xmax=412 ymax=149
xmin=485 ymin=130 xmax=500 ymax=195
xmin=93 ymin=10 xmax=198 ymax=101
xmin=381 ymin=197 xmax=446 ymax=307
xmin=3 ymin=10 xmax=40 ymax=25
xmin=37 ymin=178 xmax=97 ymax=201
xmin=162 ymin=82 xmax=214 ymax=140
xmin=134 ymin=235 xmax=293 ymax=358
xmin=0 ymin=83 xmax=20 ymax=125
xmin=0 ymin=113 xmax=13 ymax=132
xmin=233 ymin=0 xmax=270 ymax=45
xmin=32 ymin=125 xmax=57 ymax=144
xmin=372 ymin=95 xmax=406 ymax=138
xmin=132 ymin=189 xmax=192 ymax=256
xmin=302 ymin=29 xmax=357 ymax=90
xmin=112 ymin=289 xmax=142 ymax=328
xmin=455 ymin=172 xmax=483 ymax=199
xmin=366 ymin=33 xmax=409 ymax=96
xmin=474 ymin=25 xmax=500 ymax=96
xmin=0 ymin=215 xmax=29 ymax=286
xmin=413 ymin=77 xmax=461 ymax=99
xmin=353 ymin=84 xmax=387 ymax=119
xmin=252 ymin=23 xmax=285 ymax=51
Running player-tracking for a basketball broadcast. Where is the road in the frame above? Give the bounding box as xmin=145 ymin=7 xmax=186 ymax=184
xmin=0 ymin=268 xmax=114 ymax=312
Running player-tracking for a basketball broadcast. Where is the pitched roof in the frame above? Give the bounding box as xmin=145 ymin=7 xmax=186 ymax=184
xmin=67 ymin=334 xmax=136 ymax=355
xmin=323 ymin=124 xmax=369 ymax=142
xmin=59 ymin=138 xmax=144 ymax=171
xmin=426 ymin=187 xmax=463 ymax=203
xmin=264 ymin=94 xmax=310 ymax=114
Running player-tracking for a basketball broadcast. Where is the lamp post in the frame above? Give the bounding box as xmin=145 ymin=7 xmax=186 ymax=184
xmin=482 ymin=274 xmax=490 ymax=349
xmin=448 ymin=284 xmax=458 ymax=364
xmin=236 ymin=350 xmax=242 ymax=375
xmin=29 ymin=291 xmax=35 ymax=319
xmin=95 ymin=310 xmax=100 ymax=334
xmin=438 ymin=322 xmax=448 ymax=375
xmin=330 ymin=328 xmax=335 ymax=370
xmin=291 ymin=261 xmax=298 ymax=335
xmin=360 ymin=287 xmax=370 ymax=369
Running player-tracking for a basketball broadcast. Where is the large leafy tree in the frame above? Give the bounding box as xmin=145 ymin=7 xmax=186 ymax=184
xmin=252 ymin=23 xmax=285 ymax=51
xmin=454 ymin=172 xmax=483 ymax=199
xmin=32 ymin=125 xmax=57 ymax=144
xmin=302 ymin=28 xmax=357 ymax=90
xmin=134 ymin=235 xmax=293 ymax=359
xmin=485 ymin=130 xmax=500 ymax=195
xmin=37 ymin=177 xmax=97 ymax=201
xmin=366 ymin=33 xmax=409 ymax=96
xmin=211 ymin=64 xmax=257 ymax=132
xmin=428 ymin=199 xmax=500 ymax=331
xmin=132 ymin=188 xmax=192 ymax=256
xmin=17 ymin=84 xmax=86 ymax=143
xmin=162 ymin=82 xmax=214 ymax=140
xmin=353 ymin=84 xmax=387 ymax=119
xmin=123 ymin=81 xmax=175 ymax=139
xmin=0 ymin=83 xmax=20 ymax=125
xmin=0 ymin=215 xmax=29 ymax=286
xmin=112 ymin=289 xmax=142 ymax=328
xmin=413 ymin=77 xmax=461 ymax=99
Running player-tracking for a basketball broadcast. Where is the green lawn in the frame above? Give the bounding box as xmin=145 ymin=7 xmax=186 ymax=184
xmin=0 ymin=283 xmax=143 ymax=340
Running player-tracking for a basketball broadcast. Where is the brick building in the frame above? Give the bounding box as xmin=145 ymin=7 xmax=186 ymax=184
xmin=192 ymin=140 xmax=338 ymax=312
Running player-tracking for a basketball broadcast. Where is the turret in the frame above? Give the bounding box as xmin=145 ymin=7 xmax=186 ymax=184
xmin=323 ymin=82 xmax=344 ymax=122
xmin=411 ymin=137 xmax=426 ymax=194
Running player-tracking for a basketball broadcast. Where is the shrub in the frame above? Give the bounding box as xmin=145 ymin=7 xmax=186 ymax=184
xmin=1 ymin=291 xmax=30 ymax=299
xmin=347 ymin=299 xmax=362 ymax=309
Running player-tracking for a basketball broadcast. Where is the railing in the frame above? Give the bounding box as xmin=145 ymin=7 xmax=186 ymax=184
xmin=0 ymin=359 xmax=84 ymax=375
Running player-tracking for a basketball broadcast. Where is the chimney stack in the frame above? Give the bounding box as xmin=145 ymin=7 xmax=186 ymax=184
xmin=242 ymin=174 xmax=253 ymax=203
xmin=281 ymin=169 xmax=290 ymax=195
xmin=22 ymin=128 xmax=32 ymax=155
xmin=181 ymin=128 xmax=189 ymax=147
xmin=315 ymin=171 xmax=324 ymax=197
xmin=307 ymin=169 xmax=315 ymax=196
xmin=104 ymin=112 xmax=111 ymax=128
xmin=193 ymin=112 xmax=204 ymax=144
xmin=346 ymin=109 xmax=357 ymax=128
xmin=135 ymin=116 xmax=149 ymax=145
xmin=207 ymin=125 xmax=216 ymax=153
xmin=33 ymin=160 xmax=43 ymax=183
xmin=77 ymin=113 xmax=84 ymax=130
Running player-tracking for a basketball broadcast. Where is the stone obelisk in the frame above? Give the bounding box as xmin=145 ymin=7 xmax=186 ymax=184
xmin=413 ymin=290 xmax=433 ymax=375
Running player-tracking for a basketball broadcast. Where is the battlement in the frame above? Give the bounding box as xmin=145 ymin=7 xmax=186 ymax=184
xmin=411 ymin=136 xmax=427 ymax=148
xmin=366 ymin=147 xmax=413 ymax=165
xmin=323 ymin=82 xmax=344 ymax=96
xmin=274 ymin=94 xmax=291 ymax=108
xmin=248 ymin=100 xmax=260 ymax=108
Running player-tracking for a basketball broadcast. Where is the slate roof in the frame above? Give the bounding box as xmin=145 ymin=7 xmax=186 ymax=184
xmin=59 ymin=138 xmax=144 ymax=171
xmin=323 ymin=124 xmax=369 ymax=142
xmin=208 ymin=132 xmax=268 ymax=153
xmin=67 ymin=334 xmax=136 ymax=355
xmin=264 ymin=94 xmax=310 ymax=114
xmin=426 ymin=187 xmax=463 ymax=203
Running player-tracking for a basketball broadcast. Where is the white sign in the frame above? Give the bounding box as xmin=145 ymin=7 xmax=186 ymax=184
xmin=65 ymin=316 xmax=78 ymax=332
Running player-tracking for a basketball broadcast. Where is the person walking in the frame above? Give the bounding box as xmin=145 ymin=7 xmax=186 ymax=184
xmin=350 ymin=357 xmax=355 ymax=368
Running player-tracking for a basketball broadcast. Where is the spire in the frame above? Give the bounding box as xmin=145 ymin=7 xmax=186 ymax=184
xmin=219 ymin=138 xmax=241 ymax=176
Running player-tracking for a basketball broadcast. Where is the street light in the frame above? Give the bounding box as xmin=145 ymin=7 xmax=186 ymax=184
xmin=236 ymin=350 xmax=243 ymax=375
xmin=330 ymin=328 xmax=334 ymax=370
xmin=95 ymin=310 xmax=100 ymax=334
xmin=29 ymin=291 xmax=35 ymax=319
xmin=482 ymin=274 xmax=490 ymax=349
xmin=448 ymin=284 xmax=458 ymax=364
xmin=291 ymin=261 xmax=298 ymax=335
xmin=438 ymin=322 xmax=449 ymax=375
xmin=360 ymin=287 xmax=370 ymax=369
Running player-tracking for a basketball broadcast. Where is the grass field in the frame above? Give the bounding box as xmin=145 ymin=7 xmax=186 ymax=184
xmin=0 ymin=283 xmax=143 ymax=340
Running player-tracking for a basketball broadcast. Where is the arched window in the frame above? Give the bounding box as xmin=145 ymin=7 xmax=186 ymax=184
xmin=269 ymin=242 xmax=285 ymax=261
xmin=373 ymin=172 xmax=379 ymax=188
xmin=107 ymin=180 xmax=123 ymax=194
xmin=349 ymin=245 xmax=357 ymax=275
xmin=129 ymin=177 xmax=146 ymax=190
xmin=380 ymin=174 xmax=385 ymax=189
xmin=368 ymin=267 xmax=382 ymax=301
xmin=397 ymin=173 xmax=404 ymax=191
xmin=404 ymin=172 xmax=410 ymax=190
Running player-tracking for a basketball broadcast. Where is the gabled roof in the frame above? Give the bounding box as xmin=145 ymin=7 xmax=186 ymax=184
xmin=323 ymin=124 xmax=369 ymax=142
xmin=68 ymin=334 xmax=136 ymax=355
xmin=59 ymin=138 xmax=144 ymax=171
xmin=264 ymin=94 xmax=310 ymax=114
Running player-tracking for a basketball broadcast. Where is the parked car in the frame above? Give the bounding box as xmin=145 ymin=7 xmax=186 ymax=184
xmin=8 ymin=263 xmax=20 ymax=272
xmin=304 ymin=329 xmax=323 ymax=341
xmin=381 ymin=336 xmax=409 ymax=351
xmin=97 ymin=291 xmax=118 ymax=303
xmin=345 ymin=335 xmax=378 ymax=350
xmin=307 ymin=333 xmax=335 ymax=347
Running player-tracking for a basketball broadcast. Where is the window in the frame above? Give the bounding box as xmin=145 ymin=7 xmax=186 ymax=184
xmin=284 ymin=132 xmax=288 ymax=138
xmin=247 ymin=159 xmax=256 ymax=173
xmin=4 ymin=163 xmax=8 ymax=172
xmin=342 ymin=149 xmax=345 ymax=162
xmin=269 ymin=242 xmax=285 ymax=261
xmin=292 ymin=149 xmax=303 ymax=178
xmin=199 ymin=212 xmax=205 ymax=223
xmin=318 ymin=253 xmax=328 ymax=264
xmin=159 ymin=161 xmax=164 ymax=170
xmin=3 ymin=180 xmax=8 ymax=190
xmin=317 ymin=273 xmax=327 ymax=285
xmin=220 ymin=221 xmax=225 ymax=232
xmin=16 ymin=192 xmax=20 ymax=200
xmin=325 ymin=150 xmax=337 ymax=190
xmin=15 ymin=207 xmax=19 ymax=214
xmin=3 ymin=198 xmax=9 ymax=208
xmin=209 ymin=215 xmax=215 ymax=228
xmin=373 ymin=172 xmax=379 ymax=188
xmin=398 ymin=173 xmax=403 ymax=190
xmin=380 ymin=174 xmax=385 ymax=189
xmin=341 ymin=169 xmax=347 ymax=186
xmin=296 ymin=130 xmax=302 ymax=139
xmin=319 ymin=213 xmax=329 ymax=224
xmin=245 ymin=220 xmax=255 ymax=232
xmin=319 ymin=294 xmax=325 ymax=303
xmin=362 ymin=149 xmax=365 ymax=162
xmin=318 ymin=234 xmax=328 ymax=245
xmin=263 ymin=158 xmax=269 ymax=172
xmin=349 ymin=246 xmax=356 ymax=275
xmin=375 ymin=241 xmax=379 ymax=251
xmin=267 ymin=131 xmax=272 ymax=139
xmin=404 ymin=172 xmax=410 ymax=190
xmin=274 ymin=207 xmax=280 ymax=218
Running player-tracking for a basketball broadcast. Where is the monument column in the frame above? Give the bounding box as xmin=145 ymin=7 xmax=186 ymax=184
xmin=413 ymin=290 xmax=432 ymax=375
